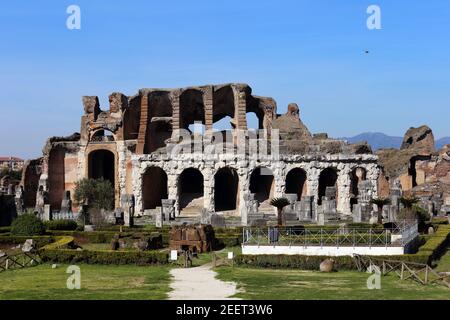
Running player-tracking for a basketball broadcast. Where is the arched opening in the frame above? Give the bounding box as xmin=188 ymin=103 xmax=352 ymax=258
xmin=48 ymin=148 xmax=65 ymax=210
xmin=88 ymin=150 xmax=115 ymax=188
xmin=246 ymin=111 xmax=263 ymax=130
xmin=91 ymin=129 xmax=115 ymax=142
xmin=350 ymin=167 xmax=367 ymax=208
xmin=178 ymin=168 xmax=204 ymax=214
xmin=249 ymin=167 xmax=274 ymax=207
xmin=145 ymin=91 xmax=173 ymax=154
xmin=180 ymin=89 xmax=205 ymax=132
xmin=213 ymin=85 xmax=236 ymax=138
xmin=285 ymin=168 xmax=307 ymax=200
xmin=214 ymin=167 xmax=239 ymax=212
xmin=142 ymin=167 xmax=168 ymax=210
xmin=318 ymin=168 xmax=338 ymax=205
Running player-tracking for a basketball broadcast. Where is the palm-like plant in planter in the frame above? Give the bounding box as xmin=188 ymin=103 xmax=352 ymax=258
xmin=400 ymin=196 xmax=419 ymax=209
xmin=370 ymin=197 xmax=391 ymax=224
xmin=270 ymin=197 xmax=290 ymax=226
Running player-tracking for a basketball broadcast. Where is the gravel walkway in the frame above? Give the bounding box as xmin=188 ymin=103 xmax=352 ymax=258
xmin=168 ymin=264 xmax=240 ymax=300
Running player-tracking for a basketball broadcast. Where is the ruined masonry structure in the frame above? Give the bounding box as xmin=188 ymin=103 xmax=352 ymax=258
xmin=23 ymin=83 xmax=380 ymax=225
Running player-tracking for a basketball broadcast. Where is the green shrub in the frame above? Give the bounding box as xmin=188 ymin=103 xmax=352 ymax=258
xmin=39 ymin=249 xmax=168 ymax=265
xmin=44 ymin=220 xmax=78 ymax=231
xmin=10 ymin=214 xmax=45 ymax=236
xmin=214 ymin=236 xmax=241 ymax=249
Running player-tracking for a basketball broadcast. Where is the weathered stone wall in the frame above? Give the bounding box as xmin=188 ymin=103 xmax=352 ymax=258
xmin=131 ymin=153 xmax=379 ymax=224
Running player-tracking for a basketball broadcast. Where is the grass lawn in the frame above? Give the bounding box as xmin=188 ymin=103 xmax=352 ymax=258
xmin=215 ymin=267 xmax=450 ymax=300
xmin=0 ymin=264 xmax=171 ymax=300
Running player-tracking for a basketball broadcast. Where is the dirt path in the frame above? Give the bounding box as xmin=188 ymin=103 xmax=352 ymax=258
xmin=168 ymin=264 xmax=240 ymax=300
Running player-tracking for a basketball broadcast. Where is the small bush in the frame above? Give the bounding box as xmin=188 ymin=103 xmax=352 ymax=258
xmin=10 ymin=214 xmax=45 ymax=236
xmin=44 ymin=220 xmax=78 ymax=231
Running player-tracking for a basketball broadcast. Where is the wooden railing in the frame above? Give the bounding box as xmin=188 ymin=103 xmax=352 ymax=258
xmin=0 ymin=251 xmax=42 ymax=272
xmin=353 ymin=254 xmax=450 ymax=288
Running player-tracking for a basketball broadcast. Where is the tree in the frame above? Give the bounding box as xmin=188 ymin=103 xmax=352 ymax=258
xmin=370 ymin=197 xmax=391 ymax=224
xmin=270 ymin=197 xmax=290 ymax=226
xmin=74 ymin=178 xmax=114 ymax=225
xmin=400 ymin=196 xmax=419 ymax=209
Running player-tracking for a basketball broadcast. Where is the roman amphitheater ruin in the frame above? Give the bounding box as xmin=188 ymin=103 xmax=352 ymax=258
xmin=19 ymin=83 xmax=382 ymax=226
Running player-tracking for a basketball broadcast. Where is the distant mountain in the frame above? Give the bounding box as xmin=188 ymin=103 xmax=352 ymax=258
xmin=340 ymin=132 xmax=403 ymax=151
xmin=340 ymin=132 xmax=450 ymax=151
xmin=436 ymin=137 xmax=450 ymax=149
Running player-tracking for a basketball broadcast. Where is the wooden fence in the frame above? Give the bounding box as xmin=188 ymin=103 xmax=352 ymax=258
xmin=0 ymin=251 xmax=42 ymax=272
xmin=353 ymin=254 xmax=449 ymax=288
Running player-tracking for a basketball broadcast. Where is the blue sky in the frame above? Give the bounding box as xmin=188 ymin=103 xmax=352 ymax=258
xmin=0 ymin=0 xmax=449 ymax=159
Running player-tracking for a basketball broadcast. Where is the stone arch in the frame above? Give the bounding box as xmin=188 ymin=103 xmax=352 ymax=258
xmin=318 ymin=167 xmax=338 ymax=205
xmin=249 ymin=166 xmax=275 ymax=205
xmin=142 ymin=166 xmax=168 ymax=210
xmin=178 ymin=168 xmax=204 ymax=214
xmin=285 ymin=167 xmax=307 ymax=200
xmin=214 ymin=167 xmax=239 ymax=212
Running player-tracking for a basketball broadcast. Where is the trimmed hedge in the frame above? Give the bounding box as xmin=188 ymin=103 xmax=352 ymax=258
xmin=44 ymin=220 xmax=78 ymax=231
xmin=0 ymin=226 xmax=11 ymax=234
xmin=39 ymin=249 xmax=168 ymax=265
xmin=41 ymin=236 xmax=75 ymax=250
xmin=214 ymin=236 xmax=241 ymax=248
xmin=0 ymin=235 xmax=55 ymax=247
xmin=415 ymin=224 xmax=450 ymax=264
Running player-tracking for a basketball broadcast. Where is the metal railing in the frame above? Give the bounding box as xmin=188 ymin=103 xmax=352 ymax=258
xmin=242 ymin=221 xmax=418 ymax=247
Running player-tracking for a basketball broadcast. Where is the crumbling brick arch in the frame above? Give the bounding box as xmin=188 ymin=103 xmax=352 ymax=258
xmin=214 ymin=166 xmax=239 ymax=212
xmin=285 ymin=167 xmax=308 ymax=200
xmin=249 ymin=166 xmax=275 ymax=204
xmin=318 ymin=167 xmax=339 ymax=205
xmin=90 ymin=128 xmax=116 ymax=142
xmin=179 ymin=89 xmax=205 ymax=132
xmin=213 ymin=85 xmax=236 ymax=131
xmin=144 ymin=91 xmax=173 ymax=154
xmin=177 ymin=167 xmax=204 ymax=214
xmin=142 ymin=166 xmax=168 ymax=210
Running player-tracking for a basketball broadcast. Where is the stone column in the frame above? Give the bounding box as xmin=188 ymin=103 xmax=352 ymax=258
xmin=167 ymin=169 xmax=179 ymax=217
xmin=203 ymin=166 xmax=215 ymax=212
xmin=306 ymin=167 xmax=320 ymax=219
xmin=239 ymin=166 xmax=251 ymax=225
xmin=116 ymin=141 xmax=127 ymax=208
xmin=132 ymin=159 xmax=143 ymax=215
xmin=337 ymin=165 xmax=352 ymax=215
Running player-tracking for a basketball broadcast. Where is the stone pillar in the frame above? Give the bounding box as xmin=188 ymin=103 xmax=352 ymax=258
xmin=203 ymin=166 xmax=214 ymax=212
xmin=337 ymin=166 xmax=351 ymax=215
xmin=136 ymin=94 xmax=149 ymax=154
xmin=167 ymin=171 xmax=179 ymax=217
xmin=117 ymin=141 xmax=127 ymax=208
xmin=306 ymin=167 xmax=320 ymax=220
xmin=204 ymin=87 xmax=213 ymax=132
xmin=170 ymin=90 xmax=181 ymax=138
